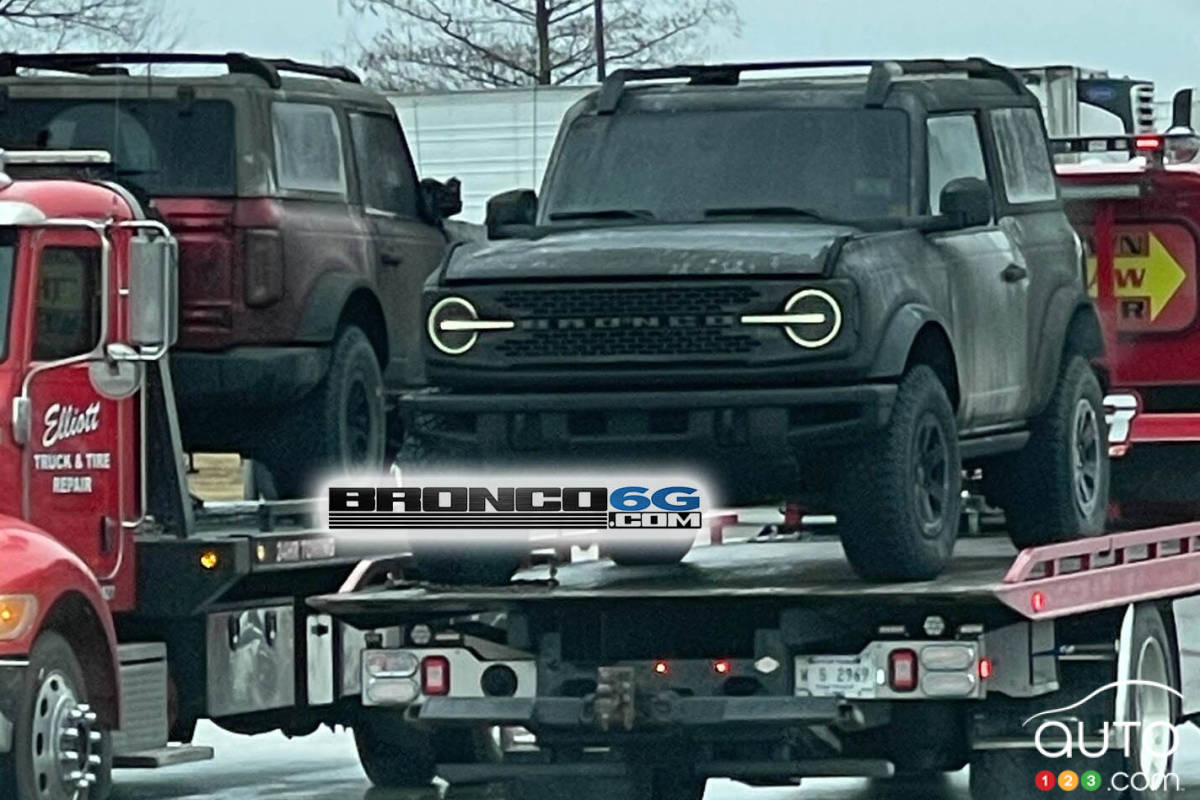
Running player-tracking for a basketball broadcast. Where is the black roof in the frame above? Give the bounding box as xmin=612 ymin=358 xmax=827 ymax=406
xmin=0 ymin=52 xmax=361 ymax=90
xmin=594 ymin=57 xmax=1036 ymax=114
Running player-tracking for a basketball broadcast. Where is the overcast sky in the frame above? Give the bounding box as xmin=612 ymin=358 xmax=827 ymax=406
xmin=170 ymin=0 xmax=1200 ymax=94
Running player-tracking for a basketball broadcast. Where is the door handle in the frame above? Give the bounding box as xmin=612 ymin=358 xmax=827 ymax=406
xmin=1002 ymin=263 xmax=1028 ymax=283
xmin=380 ymin=253 xmax=404 ymax=268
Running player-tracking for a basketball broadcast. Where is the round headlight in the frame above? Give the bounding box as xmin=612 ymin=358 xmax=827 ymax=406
xmin=782 ymin=289 xmax=842 ymax=348
xmin=427 ymin=296 xmax=480 ymax=355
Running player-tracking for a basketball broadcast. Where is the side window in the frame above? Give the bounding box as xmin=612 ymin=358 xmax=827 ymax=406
xmin=272 ymin=103 xmax=347 ymax=195
xmin=926 ymin=114 xmax=989 ymax=214
xmin=349 ymin=112 xmax=420 ymax=217
xmin=33 ymin=247 xmax=100 ymax=361
xmin=989 ymin=107 xmax=1058 ymax=204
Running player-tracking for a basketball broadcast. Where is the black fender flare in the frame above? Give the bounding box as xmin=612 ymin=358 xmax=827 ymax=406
xmin=867 ymin=303 xmax=960 ymax=385
xmin=295 ymin=271 xmax=390 ymax=353
xmin=1030 ymin=288 xmax=1103 ymax=412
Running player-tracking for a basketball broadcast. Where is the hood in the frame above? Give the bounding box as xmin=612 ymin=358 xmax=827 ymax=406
xmin=442 ymin=222 xmax=857 ymax=282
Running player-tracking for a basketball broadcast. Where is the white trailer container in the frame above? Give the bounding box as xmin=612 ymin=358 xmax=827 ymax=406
xmin=390 ymin=85 xmax=591 ymax=222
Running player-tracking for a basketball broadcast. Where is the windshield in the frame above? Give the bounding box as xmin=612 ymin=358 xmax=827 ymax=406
xmin=542 ymin=107 xmax=911 ymax=223
xmin=0 ymin=99 xmax=236 ymax=196
xmin=0 ymin=234 xmax=13 ymax=362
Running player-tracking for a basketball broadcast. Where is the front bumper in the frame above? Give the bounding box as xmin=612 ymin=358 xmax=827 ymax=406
xmin=403 ymin=383 xmax=896 ymax=502
xmin=0 ymin=659 xmax=28 ymax=754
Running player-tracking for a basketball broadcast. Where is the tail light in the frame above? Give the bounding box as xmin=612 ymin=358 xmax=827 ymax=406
xmin=888 ymin=649 xmax=918 ymax=692
xmin=241 ymin=228 xmax=285 ymax=307
xmin=421 ymin=655 xmax=450 ymax=696
xmin=978 ymin=658 xmax=994 ymax=681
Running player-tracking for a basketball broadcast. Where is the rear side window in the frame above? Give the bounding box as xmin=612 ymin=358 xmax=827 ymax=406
xmin=272 ymin=103 xmax=347 ymax=195
xmin=33 ymin=247 xmax=101 ymax=361
xmin=349 ymin=112 xmax=419 ymax=217
xmin=0 ymin=99 xmax=236 ymax=196
xmin=990 ymin=107 xmax=1058 ymax=204
xmin=927 ymin=114 xmax=989 ymax=214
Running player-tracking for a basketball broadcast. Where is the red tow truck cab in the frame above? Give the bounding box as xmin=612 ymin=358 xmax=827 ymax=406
xmin=1056 ymin=133 xmax=1200 ymax=521
xmin=0 ymin=151 xmax=392 ymax=800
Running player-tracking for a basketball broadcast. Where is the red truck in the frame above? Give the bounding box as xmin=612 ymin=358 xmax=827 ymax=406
xmin=1055 ymin=130 xmax=1200 ymax=524
xmin=0 ymin=151 xmax=411 ymax=800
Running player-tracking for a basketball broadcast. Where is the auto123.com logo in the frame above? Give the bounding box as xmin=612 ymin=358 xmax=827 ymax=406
xmin=1024 ymin=679 xmax=1184 ymax=794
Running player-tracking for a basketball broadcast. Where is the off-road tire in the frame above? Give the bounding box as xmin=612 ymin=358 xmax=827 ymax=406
xmin=268 ymin=325 xmax=385 ymax=498
xmin=0 ymin=631 xmax=113 ymax=800
xmin=996 ymin=356 xmax=1108 ymax=549
xmin=354 ymin=711 xmax=493 ymax=788
xmin=836 ymin=365 xmax=961 ymax=581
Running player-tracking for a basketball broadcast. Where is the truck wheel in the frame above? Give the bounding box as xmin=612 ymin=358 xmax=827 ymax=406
xmin=353 ymin=711 xmax=492 ymax=788
xmin=1124 ymin=604 xmax=1180 ymax=800
xmin=270 ymin=325 xmax=386 ymax=498
xmin=836 ymin=365 xmax=961 ymax=581
xmin=0 ymin=631 xmax=112 ymax=800
xmin=1000 ymin=356 xmax=1108 ymax=549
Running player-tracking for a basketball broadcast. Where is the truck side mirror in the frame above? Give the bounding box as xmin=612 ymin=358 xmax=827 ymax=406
xmin=939 ymin=177 xmax=993 ymax=229
xmin=486 ymin=189 xmax=538 ymax=240
xmin=117 ymin=235 xmax=178 ymax=360
xmin=421 ymin=177 xmax=462 ymax=220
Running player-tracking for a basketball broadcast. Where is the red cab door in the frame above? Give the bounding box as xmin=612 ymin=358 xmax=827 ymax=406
xmin=20 ymin=233 xmax=137 ymax=608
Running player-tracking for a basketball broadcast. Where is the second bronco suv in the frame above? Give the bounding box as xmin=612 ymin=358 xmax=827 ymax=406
xmin=0 ymin=52 xmax=463 ymax=496
xmin=402 ymin=58 xmax=1109 ymax=581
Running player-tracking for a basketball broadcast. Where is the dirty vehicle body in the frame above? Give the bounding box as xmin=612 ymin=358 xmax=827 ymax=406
xmin=315 ymin=527 xmax=1200 ymax=800
xmin=0 ymin=52 xmax=463 ymax=497
xmin=0 ymin=153 xmax=455 ymax=800
xmin=402 ymin=59 xmax=1108 ymax=580
xmin=1056 ymin=127 xmax=1200 ymax=525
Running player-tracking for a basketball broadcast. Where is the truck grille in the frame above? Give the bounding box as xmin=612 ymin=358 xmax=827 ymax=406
xmin=493 ymin=285 xmax=765 ymax=359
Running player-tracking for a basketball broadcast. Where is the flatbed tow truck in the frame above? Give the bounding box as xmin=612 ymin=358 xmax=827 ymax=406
xmin=312 ymin=521 xmax=1200 ymax=799
xmin=0 ymin=151 xmax=419 ymax=800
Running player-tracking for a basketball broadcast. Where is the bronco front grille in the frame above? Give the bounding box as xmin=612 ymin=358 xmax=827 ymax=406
xmin=492 ymin=284 xmax=765 ymax=360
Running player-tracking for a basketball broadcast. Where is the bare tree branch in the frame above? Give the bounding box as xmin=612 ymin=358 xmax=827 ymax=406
xmin=348 ymin=0 xmax=740 ymax=91
xmin=0 ymin=0 xmax=182 ymax=50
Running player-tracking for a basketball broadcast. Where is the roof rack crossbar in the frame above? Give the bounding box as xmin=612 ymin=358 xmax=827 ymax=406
xmin=0 ymin=52 xmax=362 ymax=89
xmin=596 ymin=57 xmax=1026 ymax=114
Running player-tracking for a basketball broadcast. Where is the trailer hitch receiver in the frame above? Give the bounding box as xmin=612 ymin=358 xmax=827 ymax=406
xmin=583 ymin=666 xmax=636 ymax=731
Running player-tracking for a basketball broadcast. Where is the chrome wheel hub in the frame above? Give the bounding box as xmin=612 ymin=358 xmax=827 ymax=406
xmin=31 ymin=670 xmax=100 ymax=798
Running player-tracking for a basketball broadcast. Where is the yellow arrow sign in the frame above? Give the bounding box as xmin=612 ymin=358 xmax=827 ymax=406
xmin=1087 ymin=231 xmax=1187 ymax=321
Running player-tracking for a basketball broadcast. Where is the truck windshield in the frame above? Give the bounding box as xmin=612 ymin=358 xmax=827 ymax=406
xmin=0 ymin=234 xmax=13 ymax=362
xmin=0 ymin=99 xmax=236 ymax=196
xmin=543 ymin=107 xmax=911 ymax=224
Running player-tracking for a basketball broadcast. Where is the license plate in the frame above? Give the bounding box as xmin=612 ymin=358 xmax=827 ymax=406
xmin=796 ymin=655 xmax=877 ymax=698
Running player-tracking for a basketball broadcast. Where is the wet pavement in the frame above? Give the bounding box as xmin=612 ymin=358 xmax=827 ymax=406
xmin=109 ymin=721 xmax=1200 ymax=799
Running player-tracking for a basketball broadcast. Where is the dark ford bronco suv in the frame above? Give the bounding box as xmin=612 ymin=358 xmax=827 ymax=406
xmin=0 ymin=52 xmax=463 ymax=496
xmin=403 ymin=58 xmax=1109 ymax=581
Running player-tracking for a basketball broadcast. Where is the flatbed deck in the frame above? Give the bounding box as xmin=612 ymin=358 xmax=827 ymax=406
xmin=312 ymin=522 xmax=1200 ymax=626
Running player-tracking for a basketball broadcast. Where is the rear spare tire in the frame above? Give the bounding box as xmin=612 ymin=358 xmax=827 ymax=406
xmin=354 ymin=711 xmax=494 ymax=788
xmin=836 ymin=365 xmax=961 ymax=581
xmin=998 ymin=355 xmax=1108 ymax=549
xmin=269 ymin=325 xmax=385 ymax=498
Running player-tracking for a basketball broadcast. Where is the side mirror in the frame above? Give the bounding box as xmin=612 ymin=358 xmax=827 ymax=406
xmin=123 ymin=235 xmax=178 ymax=359
xmin=421 ymin=177 xmax=462 ymax=220
xmin=939 ymin=177 xmax=993 ymax=229
xmin=486 ymin=189 xmax=538 ymax=240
